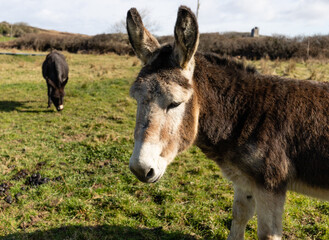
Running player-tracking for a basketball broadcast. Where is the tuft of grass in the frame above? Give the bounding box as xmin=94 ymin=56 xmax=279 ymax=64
xmin=252 ymin=57 xmax=329 ymax=82
xmin=284 ymin=59 xmax=297 ymax=76
xmin=0 ymin=50 xmax=328 ymax=240
xmin=259 ymin=56 xmax=273 ymax=75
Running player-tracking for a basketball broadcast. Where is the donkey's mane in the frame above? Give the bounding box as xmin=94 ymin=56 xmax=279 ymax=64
xmin=199 ymin=52 xmax=257 ymax=74
xmin=148 ymin=44 xmax=257 ymax=75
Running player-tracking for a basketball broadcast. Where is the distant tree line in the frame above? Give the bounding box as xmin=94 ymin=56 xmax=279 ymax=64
xmin=2 ymin=33 xmax=133 ymax=55
xmin=1 ymin=31 xmax=329 ymax=60
xmin=0 ymin=21 xmax=39 ymax=38
xmin=196 ymin=33 xmax=329 ymax=59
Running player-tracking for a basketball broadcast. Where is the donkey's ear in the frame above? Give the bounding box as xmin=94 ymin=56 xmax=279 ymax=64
xmin=46 ymin=78 xmax=57 ymax=89
xmin=62 ymin=78 xmax=68 ymax=87
xmin=174 ymin=6 xmax=199 ymax=69
xmin=126 ymin=8 xmax=160 ymax=64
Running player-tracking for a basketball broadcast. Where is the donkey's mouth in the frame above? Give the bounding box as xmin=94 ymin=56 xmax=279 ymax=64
xmin=149 ymin=173 xmax=164 ymax=183
xmin=130 ymin=166 xmax=165 ymax=183
xmin=135 ymin=172 xmax=163 ymax=183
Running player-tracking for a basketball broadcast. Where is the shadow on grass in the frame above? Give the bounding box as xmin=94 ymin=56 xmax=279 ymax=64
xmin=0 ymin=101 xmax=53 ymax=113
xmin=17 ymin=109 xmax=54 ymax=113
xmin=0 ymin=225 xmax=198 ymax=240
xmin=0 ymin=101 xmax=24 ymax=112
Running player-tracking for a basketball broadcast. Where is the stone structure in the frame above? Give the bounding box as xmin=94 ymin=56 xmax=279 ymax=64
xmin=251 ymin=27 xmax=259 ymax=37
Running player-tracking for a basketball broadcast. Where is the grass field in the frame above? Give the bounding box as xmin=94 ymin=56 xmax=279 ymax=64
xmin=0 ymin=50 xmax=328 ymax=240
xmin=0 ymin=36 xmax=15 ymax=42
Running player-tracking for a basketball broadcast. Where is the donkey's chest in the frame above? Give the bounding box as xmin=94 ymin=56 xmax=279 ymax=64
xmin=216 ymin=159 xmax=260 ymax=193
xmin=197 ymin=140 xmax=262 ymax=180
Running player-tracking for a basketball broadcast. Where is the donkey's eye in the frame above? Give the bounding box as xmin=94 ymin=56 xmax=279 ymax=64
xmin=167 ymin=102 xmax=181 ymax=111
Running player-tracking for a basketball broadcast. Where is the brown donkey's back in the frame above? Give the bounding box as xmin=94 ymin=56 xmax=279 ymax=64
xmin=194 ymin=52 xmax=329 ymax=191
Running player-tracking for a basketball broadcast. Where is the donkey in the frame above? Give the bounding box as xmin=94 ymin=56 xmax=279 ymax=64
xmin=42 ymin=50 xmax=69 ymax=111
xmin=127 ymin=6 xmax=329 ymax=240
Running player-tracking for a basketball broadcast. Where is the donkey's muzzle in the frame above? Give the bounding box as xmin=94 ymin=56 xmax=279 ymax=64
xmin=57 ymin=105 xmax=64 ymax=111
xmin=129 ymin=164 xmax=157 ymax=183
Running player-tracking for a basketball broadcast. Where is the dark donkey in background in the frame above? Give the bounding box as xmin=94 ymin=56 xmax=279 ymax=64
xmin=42 ymin=51 xmax=69 ymax=111
xmin=127 ymin=6 xmax=329 ymax=240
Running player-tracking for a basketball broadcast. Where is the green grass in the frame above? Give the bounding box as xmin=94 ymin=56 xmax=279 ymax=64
xmin=0 ymin=52 xmax=328 ymax=240
xmin=0 ymin=36 xmax=15 ymax=42
xmin=250 ymin=57 xmax=329 ymax=82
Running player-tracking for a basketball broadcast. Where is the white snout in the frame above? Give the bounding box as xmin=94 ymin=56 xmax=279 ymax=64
xmin=58 ymin=105 xmax=64 ymax=110
xmin=129 ymin=141 xmax=167 ymax=183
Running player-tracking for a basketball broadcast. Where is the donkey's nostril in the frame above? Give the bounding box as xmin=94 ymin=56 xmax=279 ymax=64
xmin=146 ymin=168 xmax=155 ymax=179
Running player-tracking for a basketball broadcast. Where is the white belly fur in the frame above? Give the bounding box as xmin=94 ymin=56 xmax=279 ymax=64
xmin=218 ymin=161 xmax=329 ymax=201
xmin=288 ymin=180 xmax=329 ymax=201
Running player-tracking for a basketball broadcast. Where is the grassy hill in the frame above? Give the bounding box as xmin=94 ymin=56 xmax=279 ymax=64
xmin=0 ymin=50 xmax=328 ymax=239
xmin=0 ymin=21 xmax=84 ymax=38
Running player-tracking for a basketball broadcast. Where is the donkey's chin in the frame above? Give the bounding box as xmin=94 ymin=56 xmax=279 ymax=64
xmin=134 ymin=168 xmax=165 ymax=183
xmin=140 ymin=174 xmax=163 ymax=183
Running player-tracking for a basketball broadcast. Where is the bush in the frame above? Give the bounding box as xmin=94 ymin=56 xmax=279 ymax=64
xmin=5 ymin=33 xmax=134 ymax=55
xmin=2 ymin=31 xmax=329 ymax=59
xmin=158 ymin=33 xmax=329 ymax=60
xmin=0 ymin=22 xmax=11 ymax=36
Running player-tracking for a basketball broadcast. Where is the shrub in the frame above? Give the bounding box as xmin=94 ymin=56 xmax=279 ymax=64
xmin=0 ymin=22 xmax=11 ymax=36
xmin=5 ymin=33 xmax=134 ymax=55
xmin=1 ymin=31 xmax=329 ymax=60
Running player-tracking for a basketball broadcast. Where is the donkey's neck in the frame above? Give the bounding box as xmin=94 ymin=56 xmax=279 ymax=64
xmin=193 ymin=53 xmax=260 ymax=158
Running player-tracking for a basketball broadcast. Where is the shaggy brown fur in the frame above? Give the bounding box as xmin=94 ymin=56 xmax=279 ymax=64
xmin=194 ymin=52 xmax=329 ymax=191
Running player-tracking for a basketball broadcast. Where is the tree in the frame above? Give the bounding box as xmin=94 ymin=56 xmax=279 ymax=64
xmin=0 ymin=22 xmax=10 ymax=36
xmin=109 ymin=8 xmax=160 ymax=34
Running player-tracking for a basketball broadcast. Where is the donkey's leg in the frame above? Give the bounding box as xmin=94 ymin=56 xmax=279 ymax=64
xmin=47 ymin=85 xmax=52 ymax=108
xmin=227 ymin=185 xmax=255 ymax=240
xmin=254 ymin=189 xmax=286 ymax=240
xmin=48 ymin=96 xmax=52 ymax=108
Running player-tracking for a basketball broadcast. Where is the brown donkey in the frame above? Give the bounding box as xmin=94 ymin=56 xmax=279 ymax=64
xmin=127 ymin=6 xmax=329 ymax=240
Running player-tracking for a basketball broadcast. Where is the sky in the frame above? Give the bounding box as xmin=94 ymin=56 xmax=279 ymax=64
xmin=1 ymin=0 xmax=329 ymax=37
